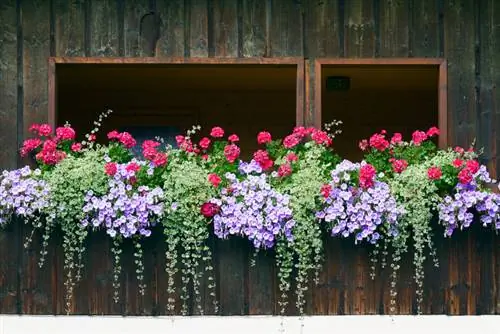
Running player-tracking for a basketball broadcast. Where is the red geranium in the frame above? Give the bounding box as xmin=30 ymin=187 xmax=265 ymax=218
xmin=208 ymin=173 xmax=222 ymax=187
xmin=452 ymin=159 xmax=464 ymax=168
xmin=320 ymin=184 xmax=332 ymax=199
xmin=427 ymin=126 xmax=440 ymax=137
xmin=465 ymin=160 xmax=480 ymax=174
xmin=223 ymin=144 xmax=240 ymax=163
xmin=71 ymin=143 xmax=82 ymax=152
xmin=210 ymin=126 xmax=225 ymax=138
xmin=358 ymin=139 xmax=368 ymax=151
xmin=107 ymin=130 xmax=120 ymax=140
xmin=199 ymin=137 xmax=211 ymax=149
xmin=200 ymin=202 xmax=220 ymax=218
xmin=427 ymin=166 xmax=442 ymax=180
xmin=126 ymin=162 xmax=141 ymax=173
xmin=20 ymin=138 xmax=42 ymax=157
xmin=390 ymin=133 xmax=403 ymax=145
xmin=105 ymin=162 xmax=118 ymax=176
xmin=152 ymin=152 xmax=168 ymax=167
xmin=253 ymin=150 xmax=274 ymax=170
xmin=38 ymin=124 xmax=52 ymax=137
xmin=286 ymin=152 xmax=298 ymax=162
xmin=458 ymin=168 xmax=473 ymax=184
xmin=257 ymin=131 xmax=272 ymax=144
xmin=311 ymin=129 xmax=332 ymax=146
xmin=369 ymin=133 xmax=389 ymax=151
xmin=228 ymin=134 xmax=239 ymax=142
xmin=175 ymin=135 xmax=185 ymax=146
xmin=283 ymin=134 xmax=300 ymax=149
xmin=56 ymin=126 xmax=76 ymax=141
xmin=412 ymin=130 xmax=428 ymax=146
xmin=117 ymin=132 xmax=136 ymax=149
xmin=391 ymin=159 xmax=408 ymax=173
xmin=359 ymin=164 xmax=376 ymax=189
xmin=278 ymin=163 xmax=292 ymax=177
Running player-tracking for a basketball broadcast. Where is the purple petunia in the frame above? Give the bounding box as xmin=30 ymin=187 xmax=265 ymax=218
xmin=316 ymin=160 xmax=402 ymax=244
xmin=438 ymin=185 xmax=500 ymax=236
xmin=0 ymin=166 xmax=50 ymax=224
xmin=81 ymin=161 xmax=164 ymax=238
xmin=211 ymin=160 xmax=295 ymax=249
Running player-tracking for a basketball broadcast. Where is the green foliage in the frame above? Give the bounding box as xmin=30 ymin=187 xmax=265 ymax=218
xmin=274 ymin=142 xmax=338 ymax=315
xmin=161 ymin=150 xmax=217 ymax=315
xmin=386 ymin=150 xmax=456 ymax=314
xmin=41 ymin=147 xmax=109 ymax=313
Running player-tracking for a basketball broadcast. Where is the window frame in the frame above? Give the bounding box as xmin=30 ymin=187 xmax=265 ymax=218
xmin=313 ymin=58 xmax=448 ymax=148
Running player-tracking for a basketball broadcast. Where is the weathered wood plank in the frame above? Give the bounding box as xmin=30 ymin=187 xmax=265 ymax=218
xmin=0 ymin=223 xmax=19 ymax=314
xmin=90 ymin=0 xmax=119 ymax=56
xmin=156 ymin=0 xmax=186 ymax=57
xmin=444 ymin=0 xmax=476 ymax=148
xmin=270 ymin=0 xmax=303 ymax=57
xmin=248 ymin=250 xmax=274 ymax=314
xmin=343 ymin=0 xmax=376 ymax=57
xmin=379 ymin=0 xmax=409 ymax=57
xmin=325 ymin=239 xmax=344 ymax=314
xmin=479 ymin=0 xmax=500 ymax=179
xmin=124 ymin=0 xmax=150 ymax=57
xmin=21 ymin=0 xmax=52 ymax=315
xmin=213 ymin=0 xmax=239 ymax=57
xmin=217 ymin=238 xmax=246 ymax=315
xmin=306 ymin=0 xmax=340 ymax=58
xmin=241 ymin=0 xmax=266 ymax=57
xmin=189 ymin=0 xmax=209 ymax=57
xmin=0 ymin=0 xmax=18 ymax=171
xmin=54 ymin=0 xmax=86 ymax=57
xmin=411 ymin=0 xmax=440 ymax=57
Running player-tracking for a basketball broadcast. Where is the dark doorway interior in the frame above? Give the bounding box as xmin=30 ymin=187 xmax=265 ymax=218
xmin=56 ymin=64 xmax=298 ymax=157
xmin=321 ymin=64 xmax=440 ymax=160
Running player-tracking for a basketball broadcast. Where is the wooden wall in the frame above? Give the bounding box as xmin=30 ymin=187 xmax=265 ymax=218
xmin=0 ymin=0 xmax=499 ymax=315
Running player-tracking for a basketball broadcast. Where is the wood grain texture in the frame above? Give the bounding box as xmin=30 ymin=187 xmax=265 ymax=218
xmin=306 ymin=0 xmax=341 ymax=58
xmin=21 ymin=0 xmax=52 ymax=314
xmin=343 ymin=0 xmax=376 ymax=57
xmin=0 ymin=223 xmax=19 ymax=314
xmin=124 ymin=0 xmax=149 ymax=57
xmin=411 ymin=0 xmax=440 ymax=57
xmin=213 ymin=0 xmax=238 ymax=57
xmin=479 ymin=0 xmax=500 ymax=179
xmin=54 ymin=0 xmax=86 ymax=57
xmin=379 ymin=0 xmax=409 ymax=57
xmin=217 ymin=238 xmax=246 ymax=315
xmin=156 ymin=0 xmax=186 ymax=57
xmin=90 ymin=0 xmax=119 ymax=56
xmin=0 ymin=0 xmax=18 ymax=171
xmin=241 ymin=0 xmax=267 ymax=57
xmin=188 ymin=0 xmax=209 ymax=57
xmin=269 ymin=0 xmax=304 ymax=57
xmin=444 ymin=0 xmax=476 ymax=148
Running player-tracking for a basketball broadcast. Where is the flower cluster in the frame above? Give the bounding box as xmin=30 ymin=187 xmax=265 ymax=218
xmin=81 ymin=160 xmax=165 ymax=238
xmin=438 ymin=187 xmax=500 ymax=236
xmin=316 ymin=160 xmax=402 ymax=244
xmin=0 ymin=167 xmax=50 ymax=224
xmin=108 ymin=130 xmax=137 ymax=149
xmin=20 ymin=123 xmax=83 ymax=166
xmin=211 ymin=161 xmax=295 ymax=249
xmin=142 ymin=140 xmax=168 ymax=167
xmin=438 ymin=161 xmax=500 ymax=236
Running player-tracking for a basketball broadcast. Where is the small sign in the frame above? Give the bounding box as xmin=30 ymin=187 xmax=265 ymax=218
xmin=326 ymin=76 xmax=350 ymax=91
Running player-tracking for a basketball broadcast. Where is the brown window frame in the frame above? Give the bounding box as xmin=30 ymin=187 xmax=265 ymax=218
xmin=48 ymin=57 xmax=306 ymax=130
xmin=313 ymin=58 xmax=448 ymax=148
